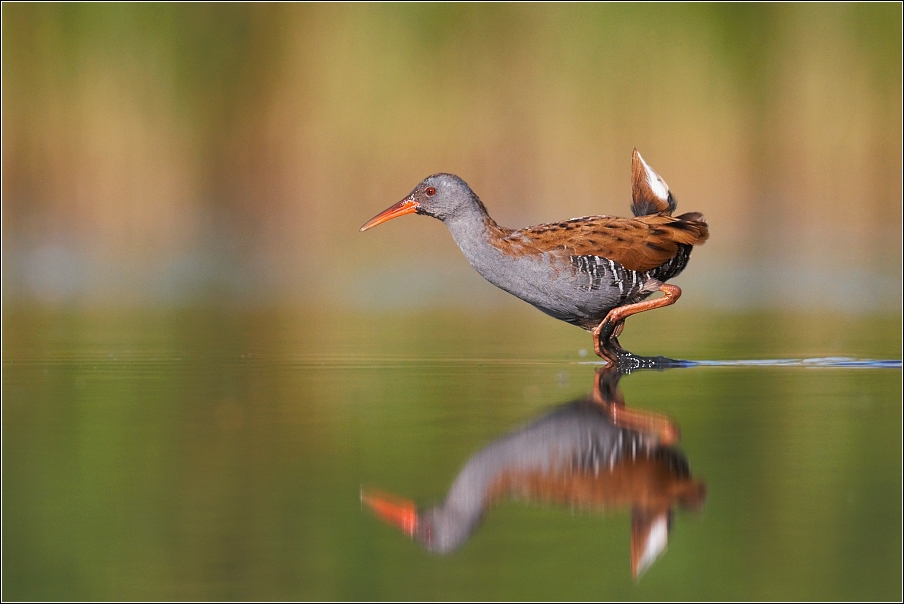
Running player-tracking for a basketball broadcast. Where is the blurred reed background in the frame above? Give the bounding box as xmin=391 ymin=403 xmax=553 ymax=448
xmin=3 ymin=7 xmax=902 ymax=600
xmin=3 ymin=4 xmax=901 ymax=312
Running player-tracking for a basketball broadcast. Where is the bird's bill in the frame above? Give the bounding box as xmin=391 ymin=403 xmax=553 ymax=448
xmin=361 ymin=488 xmax=418 ymax=536
xmin=359 ymin=198 xmax=419 ymax=232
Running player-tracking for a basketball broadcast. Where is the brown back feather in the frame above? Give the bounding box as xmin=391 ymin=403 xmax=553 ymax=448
xmin=491 ymin=214 xmax=709 ymax=273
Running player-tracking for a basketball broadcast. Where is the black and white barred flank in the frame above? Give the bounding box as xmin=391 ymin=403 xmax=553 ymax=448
xmin=571 ymin=243 xmax=694 ymax=305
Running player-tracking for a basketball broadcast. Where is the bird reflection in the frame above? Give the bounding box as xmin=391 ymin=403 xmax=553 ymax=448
xmin=363 ymin=364 xmax=705 ymax=579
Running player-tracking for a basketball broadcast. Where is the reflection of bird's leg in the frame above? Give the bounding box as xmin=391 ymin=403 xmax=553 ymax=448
xmin=608 ymin=405 xmax=679 ymax=446
xmin=592 ymin=365 xmax=625 ymax=406
xmin=591 ymin=367 xmax=680 ymax=446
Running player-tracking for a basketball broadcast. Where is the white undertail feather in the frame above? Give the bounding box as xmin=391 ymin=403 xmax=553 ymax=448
xmin=637 ymin=151 xmax=670 ymax=204
xmin=636 ymin=514 xmax=669 ymax=577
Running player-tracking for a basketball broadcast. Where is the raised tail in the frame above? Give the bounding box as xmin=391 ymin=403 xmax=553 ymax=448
xmin=631 ymin=148 xmax=677 ymax=217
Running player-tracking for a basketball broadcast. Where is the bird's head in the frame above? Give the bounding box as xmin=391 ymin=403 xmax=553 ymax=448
xmin=361 ymin=489 xmax=475 ymax=554
xmin=360 ymin=173 xmax=480 ymax=231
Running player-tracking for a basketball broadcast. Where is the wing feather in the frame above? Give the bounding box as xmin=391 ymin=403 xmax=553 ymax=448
xmin=493 ymin=214 xmax=708 ymax=273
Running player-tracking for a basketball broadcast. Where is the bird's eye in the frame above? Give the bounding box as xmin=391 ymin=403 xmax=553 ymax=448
xmin=425 ymin=187 xmax=436 ymax=196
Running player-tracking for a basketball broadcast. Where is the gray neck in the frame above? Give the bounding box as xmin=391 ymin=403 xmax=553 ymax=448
xmin=441 ymin=203 xmax=508 ymax=282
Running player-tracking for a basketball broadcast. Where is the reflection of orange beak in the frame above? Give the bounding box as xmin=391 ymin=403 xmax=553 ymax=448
xmin=361 ymin=488 xmax=418 ymax=536
xmin=360 ymin=199 xmax=419 ymax=232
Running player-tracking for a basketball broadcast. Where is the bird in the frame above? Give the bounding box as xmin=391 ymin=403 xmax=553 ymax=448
xmin=360 ymin=149 xmax=709 ymax=362
xmin=362 ymin=365 xmax=706 ymax=578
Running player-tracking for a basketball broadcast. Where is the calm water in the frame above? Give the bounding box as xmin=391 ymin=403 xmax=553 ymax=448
xmin=3 ymin=307 xmax=901 ymax=600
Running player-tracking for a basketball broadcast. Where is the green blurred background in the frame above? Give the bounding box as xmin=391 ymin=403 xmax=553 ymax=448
xmin=3 ymin=3 xmax=901 ymax=312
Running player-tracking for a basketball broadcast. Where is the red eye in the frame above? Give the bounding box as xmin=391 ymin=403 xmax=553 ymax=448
xmin=425 ymin=187 xmax=436 ymax=196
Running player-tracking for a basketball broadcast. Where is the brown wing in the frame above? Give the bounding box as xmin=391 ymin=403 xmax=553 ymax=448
xmin=495 ymin=214 xmax=709 ymax=273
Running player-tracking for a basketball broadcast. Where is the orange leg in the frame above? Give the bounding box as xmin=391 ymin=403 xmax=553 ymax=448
xmin=592 ymin=284 xmax=682 ymax=360
xmin=593 ymin=321 xmax=626 ymax=364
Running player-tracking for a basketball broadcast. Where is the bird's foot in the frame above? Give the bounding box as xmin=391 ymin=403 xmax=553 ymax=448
xmin=608 ymin=351 xmax=686 ymax=373
xmin=595 ymin=335 xmax=687 ymax=373
xmin=593 ymin=318 xmax=688 ymax=371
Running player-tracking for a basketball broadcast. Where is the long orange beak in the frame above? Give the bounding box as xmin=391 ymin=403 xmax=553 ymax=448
xmin=360 ymin=198 xmax=419 ymax=232
xmin=361 ymin=488 xmax=418 ymax=536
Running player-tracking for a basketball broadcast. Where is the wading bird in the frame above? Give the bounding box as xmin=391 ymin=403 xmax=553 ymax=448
xmin=361 ymin=149 xmax=708 ymax=362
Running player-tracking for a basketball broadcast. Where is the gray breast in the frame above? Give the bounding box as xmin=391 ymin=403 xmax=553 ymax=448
xmin=476 ymin=249 xmax=661 ymax=329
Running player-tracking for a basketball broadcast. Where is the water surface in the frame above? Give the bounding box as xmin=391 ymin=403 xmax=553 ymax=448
xmin=3 ymin=307 xmax=901 ymax=600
